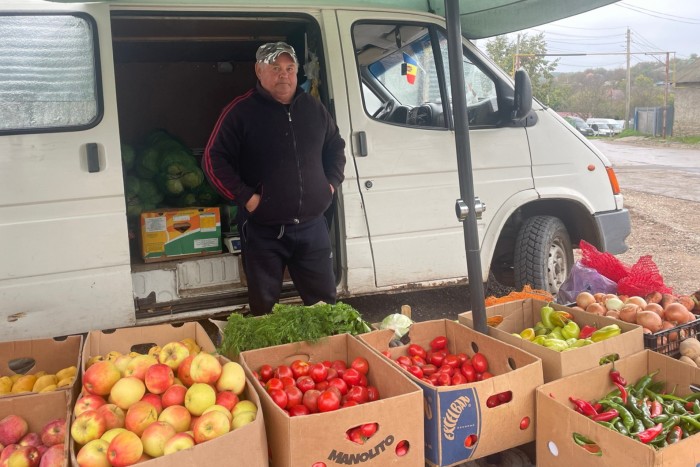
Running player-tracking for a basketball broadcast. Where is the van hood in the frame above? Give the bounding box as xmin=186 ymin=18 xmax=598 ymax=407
xmin=47 ymin=0 xmax=619 ymax=39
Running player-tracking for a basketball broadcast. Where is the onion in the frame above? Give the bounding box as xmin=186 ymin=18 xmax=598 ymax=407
xmin=619 ymin=304 xmax=639 ymax=323
xmin=645 ymin=291 xmax=662 ymax=304
xmin=586 ymin=302 xmax=606 ymax=315
xmin=625 ymin=296 xmax=647 ymax=309
xmin=644 ymin=303 xmax=665 ymax=320
xmin=605 ymin=310 xmax=620 ymax=320
xmin=637 ymin=310 xmax=663 ymax=332
xmin=605 ymin=297 xmax=624 ymax=311
xmin=664 ymin=303 xmax=691 ymax=324
xmin=661 ymin=321 xmax=679 ymax=341
xmin=593 ymin=293 xmax=606 ymax=303
xmin=576 ymin=292 xmax=596 ymax=310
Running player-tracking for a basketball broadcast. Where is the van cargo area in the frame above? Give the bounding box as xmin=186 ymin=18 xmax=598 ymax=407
xmin=112 ymin=12 xmax=328 ymax=319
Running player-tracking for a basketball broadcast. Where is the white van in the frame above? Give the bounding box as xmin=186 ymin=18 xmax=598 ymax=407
xmin=0 ymin=0 xmax=629 ymax=341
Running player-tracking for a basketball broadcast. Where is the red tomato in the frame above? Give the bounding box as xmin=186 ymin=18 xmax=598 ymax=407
xmin=279 ymin=376 xmax=296 ymax=388
xmin=497 ymin=391 xmax=513 ymax=403
xmin=480 ymin=371 xmax=494 ymax=380
xmin=486 ymin=395 xmax=500 ymax=408
xmin=274 ymin=365 xmax=294 ymax=380
xmin=443 ymin=354 xmax=460 ymax=368
xmin=410 ymin=355 xmax=426 ymax=367
xmin=456 ymin=353 xmax=469 ymax=366
xmin=315 ymin=380 xmax=329 ymax=391
xmin=268 ymin=388 xmax=288 ymax=409
xmin=428 ymin=374 xmax=440 ymax=385
xmin=322 ymin=360 xmax=332 ymax=368
xmin=396 ymin=355 xmax=412 ymax=367
xmin=358 ymin=373 xmax=368 ymax=387
xmin=302 ymin=389 xmax=321 ymax=413
xmin=346 ymin=385 xmax=369 ymax=404
xmin=408 ymin=344 xmax=427 ymax=360
xmin=422 ymin=364 xmax=437 ymax=376
xmin=309 ymin=362 xmax=329 ymax=383
xmin=520 ymin=416 xmax=531 ymax=430
xmin=347 ymin=427 xmax=364 ymax=444
xmin=289 ymin=360 xmax=310 ymax=379
xmin=437 ymin=372 xmax=451 ymax=386
xmin=284 ymin=385 xmax=303 ymax=408
xmin=395 ymin=440 xmax=409 ymax=457
xmin=471 ymin=353 xmax=489 ymax=373
xmin=438 ymin=364 xmax=455 ymax=376
xmin=296 ymin=375 xmax=316 ymax=393
xmin=360 ymin=423 xmax=378 ymax=438
xmin=317 ymin=389 xmax=341 ymax=412
xmin=430 ymin=335 xmax=448 ymax=351
xmin=325 ymin=367 xmax=338 ymax=381
xmin=328 ymin=377 xmax=349 ymax=395
xmin=407 ymin=365 xmax=424 ymax=379
xmin=326 ymin=385 xmax=343 ymax=401
xmin=288 ymin=404 xmax=311 ymax=416
xmin=366 ymin=386 xmax=380 ymax=402
xmin=258 ymin=364 xmax=274 ymax=382
xmin=451 ymin=373 xmax=467 ymax=385
xmin=382 ymin=350 xmax=392 ymax=359
xmin=331 ymin=360 xmax=347 ymax=372
xmin=428 ymin=350 xmax=446 ymax=367
xmin=311 ymin=463 xmax=327 ymax=467
xmin=265 ymin=377 xmax=284 ymax=392
xmin=342 ymin=368 xmax=362 ymax=387
xmin=342 ymin=399 xmax=360 ymax=408
xmin=351 ymin=357 xmax=370 ymax=375
xmin=460 ymin=363 xmax=476 ymax=382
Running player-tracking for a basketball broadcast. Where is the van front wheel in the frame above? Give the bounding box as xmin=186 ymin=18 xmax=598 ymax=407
xmin=514 ymin=216 xmax=573 ymax=294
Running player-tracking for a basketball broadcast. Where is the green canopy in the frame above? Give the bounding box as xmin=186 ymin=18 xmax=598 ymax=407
xmin=47 ymin=0 xmax=619 ymax=39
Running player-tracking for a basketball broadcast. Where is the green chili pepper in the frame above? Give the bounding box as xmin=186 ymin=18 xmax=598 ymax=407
xmin=692 ymin=400 xmax=700 ymax=415
xmin=613 ymin=419 xmax=629 ymax=436
xmin=626 ymin=393 xmax=644 ymax=418
xmin=547 ymin=327 xmax=564 ymax=340
xmin=561 ymin=321 xmax=580 ymax=340
xmin=666 ymin=425 xmax=683 ymax=445
xmin=597 ymin=421 xmax=616 ymax=431
xmin=572 ymin=432 xmax=596 ymax=446
xmin=648 ymin=381 xmax=665 ymax=394
xmin=543 ymin=338 xmax=569 ymax=352
xmin=606 ymin=401 xmax=635 ymax=431
xmin=684 ymin=392 xmax=700 ymax=402
xmin=634 ymin=370 xmax=660 ymax=395
xmin=540 ymin=303 xmax=556 ymax=329
xmin=660 ymin=393 xmax=687 ymax=403
xmin=631 ymin=417 xmax=645 ymax=434
xmin=644 ymin=388 xmax=664 ymax=404
xmin=652 ymin=414 xmax=670 ymax=424
xmin=673 ymin=400 xmax=688 ymax=415
xmin=590 ymin=324 xmax=621 ymax=342
xmin=680 ymin=415 xmax=700 ymax=431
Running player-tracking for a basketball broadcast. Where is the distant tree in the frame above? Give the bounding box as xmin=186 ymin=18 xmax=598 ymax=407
xmin=485 ymin=32 xmax=559 ymax=105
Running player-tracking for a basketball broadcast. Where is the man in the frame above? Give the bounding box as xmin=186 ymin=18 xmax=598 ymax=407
xmin=203 ymin=42 xmax=346 ymax=315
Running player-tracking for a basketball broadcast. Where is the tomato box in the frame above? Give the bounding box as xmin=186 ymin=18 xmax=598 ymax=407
xmin=459 ymin=299 xmax=644 ymax=382
xmin=359 ymin=319 xmax=543 ymax=467
xmin=536 ymin=349 xmax=700 ymax=466
xmin=0 ymin=390 xmax=72 ymax=467
xmin=74 ymin=323 xmax=268 ymax=467
xmin=239 ymin=333 xmax=425 ymax=467
xmin=0 ymin=335 xmax=82 ymax=404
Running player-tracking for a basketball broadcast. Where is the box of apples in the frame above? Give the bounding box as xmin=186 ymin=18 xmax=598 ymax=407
xmin=0 ymin=389 xmax=71 ymax=467
xmin=239 ymin=333 xmax=425 ymax=467
xmin=360 ymin=319 xmax=544 ymax=467
xmin=69 ymin=322 xmax=268 ymax=467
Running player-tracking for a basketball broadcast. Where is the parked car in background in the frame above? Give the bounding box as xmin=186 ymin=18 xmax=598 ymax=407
xmin=608 ymin=120 xmax=624 ymax=135
xmin=587 ymin=118 xmax=613 ymax=136
xmin=564 ymin=116 xmax=594 ymax=136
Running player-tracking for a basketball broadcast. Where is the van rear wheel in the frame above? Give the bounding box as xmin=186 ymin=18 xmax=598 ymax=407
xmin=514 ymin=216 xmax=573 ymax=294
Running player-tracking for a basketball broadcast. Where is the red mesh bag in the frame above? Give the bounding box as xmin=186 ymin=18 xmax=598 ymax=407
xmin=617 ymin=255 xmax=673 ymax=297
xmin=579 ymin=240 xmax=630 ymax=283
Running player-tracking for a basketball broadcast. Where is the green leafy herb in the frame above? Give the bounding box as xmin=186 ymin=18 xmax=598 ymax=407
xmin=218 ymin=301 xmax=371 ymax=356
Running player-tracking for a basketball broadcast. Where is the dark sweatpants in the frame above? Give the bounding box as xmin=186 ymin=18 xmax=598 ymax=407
xmin=240 ymin=216 xmax=336 ymax=315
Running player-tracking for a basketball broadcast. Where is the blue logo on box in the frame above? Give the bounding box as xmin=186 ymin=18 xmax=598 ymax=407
xmin=422 ymin=384 xmax=481 ymax=466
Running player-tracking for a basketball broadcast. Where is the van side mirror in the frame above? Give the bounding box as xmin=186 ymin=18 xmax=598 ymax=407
xmin=512 ymin=69 xmax=532 ymax=120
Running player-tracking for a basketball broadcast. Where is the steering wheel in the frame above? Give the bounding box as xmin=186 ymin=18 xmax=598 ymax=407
xmin=372 ymin=99 xmax=395 ymax=120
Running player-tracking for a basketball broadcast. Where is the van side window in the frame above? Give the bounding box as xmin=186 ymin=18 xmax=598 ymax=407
xmin=353 ymin=23 xmax=446 ymax=128
xmin=0 ymin=14 xmax=100 ymax=134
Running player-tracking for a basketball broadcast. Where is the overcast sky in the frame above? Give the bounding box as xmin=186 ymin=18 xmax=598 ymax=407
xmin=490 ymin=0 xmax=700 ymax=73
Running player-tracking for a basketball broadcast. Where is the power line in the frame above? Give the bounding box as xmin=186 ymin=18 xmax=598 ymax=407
xmin=618 ymin=1 xmax=700 ymax=22
xmin=615 ymin=2 xmax=700 ymax=24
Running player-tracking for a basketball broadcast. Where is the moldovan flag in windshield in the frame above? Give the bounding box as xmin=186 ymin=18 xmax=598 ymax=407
xmin=402 ymin=52 xmax=418 ymax=85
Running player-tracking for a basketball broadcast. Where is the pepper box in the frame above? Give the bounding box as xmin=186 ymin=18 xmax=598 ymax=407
xmin=359 ymin=319 xmax=543 ymax=467
xmin=239 ymin=333 xmax=425 ymax=467
xmin=537 ymin=349 xmax=700 ymax=466
xmin=459 ymin=299 xmax=644 ymax=382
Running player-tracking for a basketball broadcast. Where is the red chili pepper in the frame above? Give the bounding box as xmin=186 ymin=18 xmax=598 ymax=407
xmin=579 ymin=325 xmax=597 ymax=339
xmin=636 ymin=423 xmax=663 ymax=444
xmin=569 ymin=396 xmax=598 ymax=417
xmin=591 ymin=408 xmax=619 ymax=422
xmin=592 ymin=403 xmax=604 ymax=413
xmin=651 ymin=400 xmax=663 ymax=418
xmin=614 ymin=381 xmax=628 ymax=404
xmin=609 ymin=368 xmax=627 ymax=386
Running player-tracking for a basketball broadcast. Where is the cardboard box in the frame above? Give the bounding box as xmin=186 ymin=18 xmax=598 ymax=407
xmin=140 ymin=207 xmax=221 ymax=262
xmin=0 ymin=390 xmax=72 ymax=467
xmin=360 ymin=320 xmax=543 ymax=467
xmin=536 ymin=349 xmax=700 ymax=466
xmin=240 ymin=333 xmax=425 ymax=467
xmin=459 ymin=299 xmax=644 ymax=382
xmin=0 ymin=335 xmax=82 ymax=403
xmin=77 ymin=323 xmax=268 ymax=467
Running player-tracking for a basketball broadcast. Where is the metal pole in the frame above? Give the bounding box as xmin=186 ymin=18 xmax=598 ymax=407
xmin=444 ymin=0 xmax=487 ymax=334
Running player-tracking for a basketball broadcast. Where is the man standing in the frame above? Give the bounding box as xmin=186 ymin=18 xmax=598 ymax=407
xmin=203 ymin=42 xmax=346 ymax=315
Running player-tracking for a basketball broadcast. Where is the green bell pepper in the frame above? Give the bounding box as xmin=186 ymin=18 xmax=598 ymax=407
xmin=591 ymin=324 xmax=621 ymax=343
xmin=561 ymin=321 xmax=580 ymax=340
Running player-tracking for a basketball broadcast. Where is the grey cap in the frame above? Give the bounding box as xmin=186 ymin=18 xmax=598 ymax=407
xmin=256 ymin=42 xmax=298 ymax=65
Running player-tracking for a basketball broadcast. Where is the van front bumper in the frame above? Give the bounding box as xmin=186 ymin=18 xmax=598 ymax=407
xmin=594 ymin=209 xmax=631 ymax=254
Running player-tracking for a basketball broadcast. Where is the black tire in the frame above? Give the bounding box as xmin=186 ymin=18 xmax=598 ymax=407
xmin=514 ymin=216 xmax=573 ymax=293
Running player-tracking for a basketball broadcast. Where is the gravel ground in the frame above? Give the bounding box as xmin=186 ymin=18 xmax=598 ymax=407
xmin=614 ymin=188 xmax=700 ymax=296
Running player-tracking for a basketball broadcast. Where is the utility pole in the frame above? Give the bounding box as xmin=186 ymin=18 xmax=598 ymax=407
xmin=625 ymin=28 xmax=631 ymax=130
xmin=663 ymin=52 xmax=669 ymax=138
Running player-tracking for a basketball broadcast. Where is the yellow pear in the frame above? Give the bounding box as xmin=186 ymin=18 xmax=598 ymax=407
xmin=32 ymin=374 xmax=58 ymax=392
xmin=0 ymin=376 xmax=13 ymax=394
xmin=147 ymin=345 xmax=161 ymax=357
xmin=180 ymin=338 xmax=201 ymax=355
xmin=57 ymin=376 xmax=74 ymax=388
xmin=56 ymin=365 xmax=77 ymax=381
xmin=10 ymin=374 xmax=23 ymax=384
xmin=39 ymin=384 xmax=57 ymax=393
xmin=86 ymin=355 xmax=104 ymax=368
xmin=34 ymin=370 xmax=47 ymax=378
xmin=105 ymin=351 xmax=122 ymax=362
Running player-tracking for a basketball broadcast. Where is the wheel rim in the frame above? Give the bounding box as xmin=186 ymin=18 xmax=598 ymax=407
xmin=547 ymin=239 xmax=569 ymax=291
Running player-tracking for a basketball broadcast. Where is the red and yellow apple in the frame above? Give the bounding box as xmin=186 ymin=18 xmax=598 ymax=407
xmin=192 ymin=410 xmax=230 ymax=444
xmin=158 ymin=342 xmax=190 ymax=371
xmin=140 ymin=393 xmax=163 ymax=415
xmin=2 ymin=445 xmax=40 ymax=467
xmin=144 ymin=363 xmax=174 ymax=395
xmin=176 ymin=355 xmax=195 ymax=388
xmin=124 ymin=401 xmax=158 ymax=437
xmin=83 ymin=361 xmax=121 ymax=396
xmin=184 ymin=383 xmax=216 ymax=416
xmin=71 ymin=410 xmax=107 ymax=446
xmin=39 ymin=418 xmax=66 ymax=447
xmin=162 ymin=432 xmax=195 ymax=455
xmin=38 ymin=444 xmax=66 ymax=467
xmin=158 ymin=405 xmax=191 ymax=433
xmin=100 ymin=428 xmax=127 ymax=443
xmin=231 ymin=400 xmax=258 ymax=419
xmin=140 ymin=421 xmax=176 ymax=458
xmin=109 ymin=376 xmax=146 ymax=411
xmin=161 ymin=384 xmax=187 ymax=408
xmin=74 ymin=395 xmax=107 ymax=417
xmin=107 ymin=430 xmax=143 ymax=467
xmin=215 ymin=361 xmax=246 ymax=394
xmin=124 ymin=355 xmax=157 ymax=381
xmin=232 ymin=411 xmax=256 ymax=430
xmin=96 ymin=404 xmax=125 ymax=431
xmin=0 ymin=415 xmax=29 ymax=446
xmin=189 ymin=353 xmax=222 ymax=385
xmin=214 ymin=391 xmax=239 ymax=412
xmin=76 ymin=439 xmax=110 ymax=467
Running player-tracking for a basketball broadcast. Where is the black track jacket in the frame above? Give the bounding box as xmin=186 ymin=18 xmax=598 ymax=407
xmin=203 ymin=82 xmax=346 ymax=226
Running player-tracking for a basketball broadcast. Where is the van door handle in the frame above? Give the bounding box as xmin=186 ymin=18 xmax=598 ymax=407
xmin=355 ymin=131 xmax=368 ymax=157
xmin=86 ymin=143 xmax=100 ymax=173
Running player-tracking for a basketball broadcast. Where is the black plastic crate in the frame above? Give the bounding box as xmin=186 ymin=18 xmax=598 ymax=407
xmin=643 ymin=316 xmax=700 ymax=356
